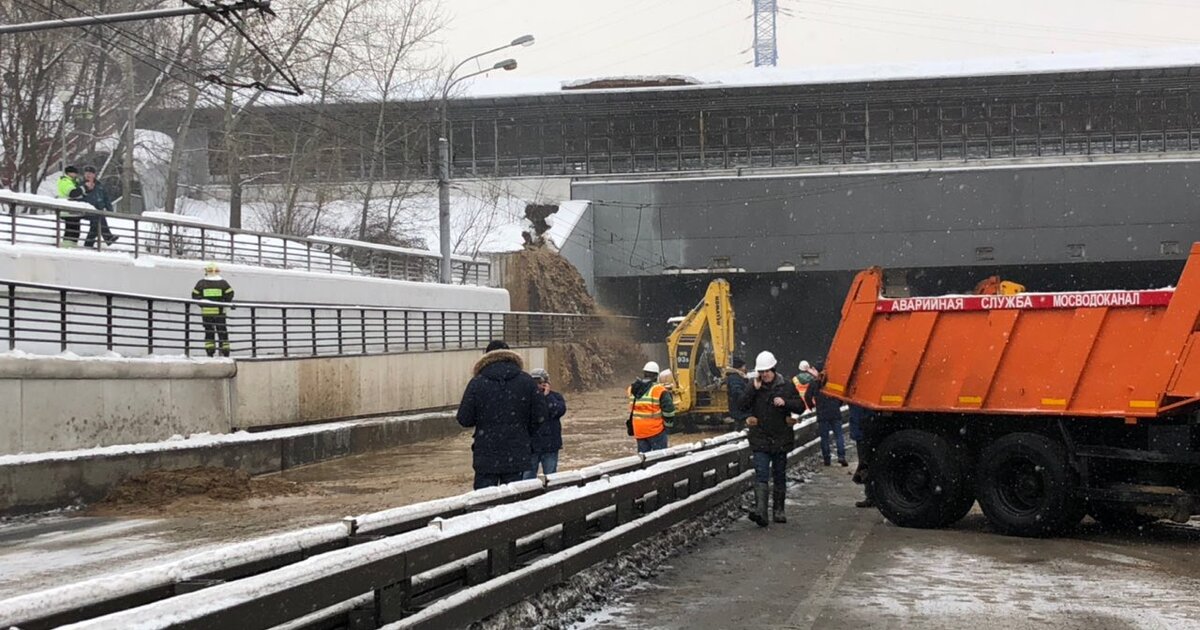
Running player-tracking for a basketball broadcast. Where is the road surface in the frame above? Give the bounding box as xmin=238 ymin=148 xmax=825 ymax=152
xmin=580 ymin=456 xmax=1200 ymax=630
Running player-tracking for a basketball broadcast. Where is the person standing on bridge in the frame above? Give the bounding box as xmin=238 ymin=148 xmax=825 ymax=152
xmin=805 ymin=370 xmax=848 ymax=467
xmin=457 ymin=340 xmax=547 ymax=489
xmin=627 ymin=361 xmax=675 ymax=452
xmin=80 ymin=166 xmax=118 ymax=249
xmin=525 ymin=368 xmax=565 ymax=480
xmin=192 ymin=263 xmax=234 ymax=357
xmin=55 ymin=165 xmax=84 ymax=248
xmin=740 ymin=351 xmax=806 ymax=526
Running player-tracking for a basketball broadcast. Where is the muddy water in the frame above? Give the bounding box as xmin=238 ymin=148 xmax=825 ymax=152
xmin=97 ymin=386 xmax=730 ymax=538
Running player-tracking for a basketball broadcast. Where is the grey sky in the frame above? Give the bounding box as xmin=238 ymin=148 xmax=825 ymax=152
xmin=439 ymin=0 xmax=1200 ymax=85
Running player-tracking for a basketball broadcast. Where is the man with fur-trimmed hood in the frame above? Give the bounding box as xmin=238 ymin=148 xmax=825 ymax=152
xmin=457 ymin=340 xmax=547 ymax=489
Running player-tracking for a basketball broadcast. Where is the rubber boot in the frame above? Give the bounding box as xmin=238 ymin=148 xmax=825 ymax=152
xmin=749 ymin=483 xmax=769 ymax=527
xmin=772 ymin=486 xmax=787 ymax=523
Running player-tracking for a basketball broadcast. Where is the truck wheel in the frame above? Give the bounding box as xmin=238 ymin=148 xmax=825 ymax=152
xmin=869 ymin=429 xmax=973 ymax=529
xmin=1088 ymin=503 xmax=1159 ymax=531
xmin=977 ymin=432 xmax=1084 ymax=537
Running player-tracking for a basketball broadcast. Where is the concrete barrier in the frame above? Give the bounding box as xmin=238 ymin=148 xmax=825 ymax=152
xmin=0 ymin=356 xmax=236 ymax=455
xmin=0 ymin=411 xmax=462 ymax=515
xmin=0 ymin=348 xmax=547 ymax=455
xmin=234 ymin=348 xmax=546 ymax=429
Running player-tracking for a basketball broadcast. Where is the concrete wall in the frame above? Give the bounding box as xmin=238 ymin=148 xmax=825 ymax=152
xmin=0 ymin=348 xmax=545 ymax=454
xmin=0 ymin=246 xmax=510 ymax=311
xmin=0 ymin=357 xmax=235 ymax=455
xmin=234 ymin=347 xmax=546 ymax=429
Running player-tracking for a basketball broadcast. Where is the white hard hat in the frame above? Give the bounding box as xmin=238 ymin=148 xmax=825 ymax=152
xmin=799 ymin=360 xmax=811 ymax=372
xmin=643 ymin=361 xmax=660 ymax=373
xmin=754 ymin=351 xmax=778 ymax=372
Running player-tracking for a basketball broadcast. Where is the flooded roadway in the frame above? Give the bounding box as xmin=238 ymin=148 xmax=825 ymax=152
xmin=0 ymin=386 xmax=728 ymax=599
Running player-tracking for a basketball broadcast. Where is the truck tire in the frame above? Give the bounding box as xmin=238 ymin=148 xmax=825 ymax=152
xmin=1088 ymin=503 xmax=1159 ymax=531
xmin=976 ymin=432 xmax=1084 ymax=537
xmin=869 ymin=429 xmax=973 ymax=529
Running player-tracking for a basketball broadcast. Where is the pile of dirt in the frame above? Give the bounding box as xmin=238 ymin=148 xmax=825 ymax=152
xmin=548 ymin=335 xmax=647 ymax=392
xmin=96 ymin=466 xmax=304 ymax=509
xmin=505 ymin=246 xmax=597 ymax=314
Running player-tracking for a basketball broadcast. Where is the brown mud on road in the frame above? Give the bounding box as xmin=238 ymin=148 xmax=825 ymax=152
xmin=84 ymin=386 xmax=729 ymax=541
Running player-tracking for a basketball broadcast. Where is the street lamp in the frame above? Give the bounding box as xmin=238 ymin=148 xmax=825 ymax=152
xmin=437 ymin=35 xmax=533 ymax=284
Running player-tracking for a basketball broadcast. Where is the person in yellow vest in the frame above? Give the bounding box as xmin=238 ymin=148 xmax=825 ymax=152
xmin=626 ymin=361 xmax=676 ymax=452
xmin=192 ymin=263 xmax=234 ymax=357
xmin=793 ymin=359 xmax=819 ymax=411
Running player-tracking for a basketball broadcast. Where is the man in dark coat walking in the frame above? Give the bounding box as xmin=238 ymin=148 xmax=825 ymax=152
xmin=457 ymin=340 xmax=547 ymax=489
xmin=80 ymin=166 xmax=118 ymax=249
xmin=806 ymin=370 xmax=848 ymax=466
xmin=739 ymin=350 xmax=806 ymax=526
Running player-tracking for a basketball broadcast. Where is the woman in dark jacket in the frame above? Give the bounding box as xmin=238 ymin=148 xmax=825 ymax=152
xmin=526 ymin=368 xmax=566 ymax=479
xmin=80 ymin=166 xmax=117 ymax=248
xmin=739 ymin=351 xmax=806 ymax=527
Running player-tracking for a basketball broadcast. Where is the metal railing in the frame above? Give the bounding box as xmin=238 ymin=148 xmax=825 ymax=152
xmin=0 ymin=417 xmax=834 ymax=630
xmin=0 ymin=190 xmax=490 ymax=285
xmin=0 ymin=279 xmax=638 ymax=359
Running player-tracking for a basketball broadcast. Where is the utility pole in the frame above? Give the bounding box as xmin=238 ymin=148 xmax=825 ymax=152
xmin=753 ymin=0 xmax=779 ymax=67
xmin=122 ymin=51 xmax=136 ymax=214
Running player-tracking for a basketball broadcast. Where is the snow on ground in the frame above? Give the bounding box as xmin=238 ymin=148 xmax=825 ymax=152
xmin=0 ymin=410 xmax=453 ymax=465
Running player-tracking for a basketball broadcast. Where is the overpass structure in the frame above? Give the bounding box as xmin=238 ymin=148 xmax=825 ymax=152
xmin=158 ymin=51 xmax=1200 ymax=369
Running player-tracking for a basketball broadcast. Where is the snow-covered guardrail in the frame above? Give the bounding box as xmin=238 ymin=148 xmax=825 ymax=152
xmin=0 ymin=413 xmax=830 ymax=630
xmin=0 ymin=189 xmax=489 ymax=286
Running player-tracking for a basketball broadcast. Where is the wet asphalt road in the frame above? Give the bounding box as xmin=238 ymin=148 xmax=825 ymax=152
xmin=581 ymin=458 xmax=1200 ymax=630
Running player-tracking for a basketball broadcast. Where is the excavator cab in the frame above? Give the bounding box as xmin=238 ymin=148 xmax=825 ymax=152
xmin=665 ymin=279 xmax=736 ymax=430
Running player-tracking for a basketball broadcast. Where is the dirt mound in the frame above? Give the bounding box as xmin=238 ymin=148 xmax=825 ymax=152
xmin=548 ymin=335 xmax=647 ymax=392
xmin=96 ymin=466 xmax=304 ymax=509
xmin=505 ymin=247 xmax=597 ymax=314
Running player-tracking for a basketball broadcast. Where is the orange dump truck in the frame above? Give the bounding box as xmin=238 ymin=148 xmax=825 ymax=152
xmin=823 ymin=244 xmax=1200 ymax=536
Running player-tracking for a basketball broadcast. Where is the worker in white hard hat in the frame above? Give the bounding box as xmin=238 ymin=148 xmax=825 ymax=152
xmin=738 ymin=350 xmax=805 ymax=527
xmin=192 ymin=262 xmax=234 ymax=357
xmin=793 ymin=360 xmax=819 ymax=411
xmin=627 ymin=360 xmax=675 ymax=452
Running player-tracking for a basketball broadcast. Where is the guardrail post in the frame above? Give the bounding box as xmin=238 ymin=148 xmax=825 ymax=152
xmin=422 ymin=311 xmax=428 ymax=351
xmin=383 ymin=310 xmax=391 ymax=353
xmin=59 ymin=289 xmax=67 ymax=352
xmin=487 ymin=540 xmax=517 ymax=578
xmin=8 ymin=203 xmax=15 ymax=245
xmin=311 ymin=308 xmax=318 ymax=355
xmin=257 ymin=234 xmax=263 ymax=267
xmin=133 ymin=216 xmax=141 ymax=258
xmin=336 ymin=309 xmax=343 ymax=354
xmin=7 ymin=284 xmax=15 ymax=351
xmin=282 ymin=307 xmax=289 ymax=357
xmin=54 ymin=209 xmax=62 ymax=248
xmin=147 ymin=298 xmax=154 ymax=355
xmin=373 ymin=577 xmax=412 ymax=625
xmin=183 ymin=301 xmax=190 ymax=356
xmin=200 ymin=227 xmax=207 ymax=260
xmin=360 ymin=309 xmax=367 ymax=353
xmin=250 ymin=306 xmax=258 ymax=357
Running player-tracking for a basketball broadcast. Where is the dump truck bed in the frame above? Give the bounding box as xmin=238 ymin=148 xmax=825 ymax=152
xmin=823 ymin=244 xmax=1200 ymax=418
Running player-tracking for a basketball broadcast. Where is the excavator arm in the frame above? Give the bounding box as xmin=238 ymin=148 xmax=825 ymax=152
xmin=666 ymin=279 xmax=736 ymax=416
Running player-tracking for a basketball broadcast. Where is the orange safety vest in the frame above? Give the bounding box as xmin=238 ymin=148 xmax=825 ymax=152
xmin=628 ymin=383 xmax=668 ymax=439
xmin=793 ymin=376 xmax=812 ymax=410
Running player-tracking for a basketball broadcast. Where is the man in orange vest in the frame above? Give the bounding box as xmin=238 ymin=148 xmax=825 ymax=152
xmin=793 ymin=360 xmax=819 ymax=410
xmin=627 ymin=361 xmax=676 ymax=452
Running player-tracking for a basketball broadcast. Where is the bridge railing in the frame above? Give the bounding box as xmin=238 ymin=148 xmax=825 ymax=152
xmin=0 ymin=190 xmax=489 ymax=285
xmin=0 ymin=279 xmax=638 ymax=358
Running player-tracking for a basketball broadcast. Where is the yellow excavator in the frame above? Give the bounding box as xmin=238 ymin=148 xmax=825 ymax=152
xmin=665 ymin=279 xmax=737 ymax=429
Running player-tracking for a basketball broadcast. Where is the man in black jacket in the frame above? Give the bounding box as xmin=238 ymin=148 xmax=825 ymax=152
xmin=80 ymin=166 xmax=117 ymax=248
xmin=805 ymin=370 xmax=848 ymax=466
xmin=457 ymin=340 xmax=547 ymax=489
xmin=739 ymin=350 xmax=806 ymax=526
